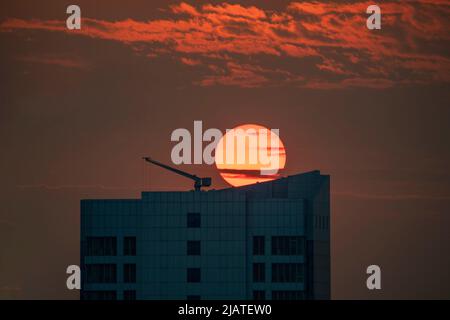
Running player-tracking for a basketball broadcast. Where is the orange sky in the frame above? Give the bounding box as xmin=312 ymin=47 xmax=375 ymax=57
xmin=1 ymin=1 xmax=449 ymax=88
xmin=0 ymin=0 xmax=449 ymax=300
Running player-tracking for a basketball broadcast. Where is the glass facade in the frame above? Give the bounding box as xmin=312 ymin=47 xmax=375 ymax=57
xmin=80 ymin=171 xmax=330 ymax=300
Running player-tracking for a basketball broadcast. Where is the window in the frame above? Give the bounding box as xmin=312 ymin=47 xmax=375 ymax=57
xmin=272 ymin=236 xmax=305 ymax=255
xmin=86 ymin=264 xmax=117 ymax=283
xmin=81 ymin=290 xmax=117 ymax=300
xmin=187 ymin=241 xmax=201 ymax=255
xmin=124 ymin=264 xmax=136 ymax=283
xmin=187 ymin=295 xmax=201 ymax=300
xmin=124 ymin=237 xmax=136 ymax=256
xmin=187 ymin=268 xmax=201 ymax=282
xmin=272 ymin=263 xmax=304 ymax=283
xmin=253 ymin=263 xmax=265 ymax=282
xmin=253 ymin=236 xmax=265 ymax=255
xmin=187 ymin=212 xmax=201 ymax=228
xmin=123 ymin=290 xmax=136 ymax=300
xmin=253 ymin=290 xmax=265 ymax=300
xmin=272 ymin=291 xmax=305 ymax=300
xmin=86 ymin=237 xmax=116 ymax=256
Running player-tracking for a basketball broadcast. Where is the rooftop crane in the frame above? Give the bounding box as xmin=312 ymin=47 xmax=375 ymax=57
xmin=143 ymin=157 xmax=212 ymax=191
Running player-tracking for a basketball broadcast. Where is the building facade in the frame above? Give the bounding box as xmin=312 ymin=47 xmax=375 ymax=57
xmin=80 ymin=170 xmax=330 ymax=300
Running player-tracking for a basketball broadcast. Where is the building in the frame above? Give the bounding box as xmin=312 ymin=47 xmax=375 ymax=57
xmin=80 ymin=170 xmax=330 ymax=300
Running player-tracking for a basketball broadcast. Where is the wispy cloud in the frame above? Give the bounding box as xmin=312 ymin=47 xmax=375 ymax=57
xmin=16 ymin=55 xmax=88 ymax=69
xmin=180 ymin=57 xmax=201 ymax=66
xmin=1 ymin=1 xmax=449 ymax=88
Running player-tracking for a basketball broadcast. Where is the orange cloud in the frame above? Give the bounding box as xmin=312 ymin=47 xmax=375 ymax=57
xmin=1 ymin=1 xmax=449 ymax=88
xmin=170 ymin=2 xmax=200 ymax=16
xmin=202 ymin=3 xmax=267 ymax=20
xmin=180 ymin=57 xmax=201 ymax=66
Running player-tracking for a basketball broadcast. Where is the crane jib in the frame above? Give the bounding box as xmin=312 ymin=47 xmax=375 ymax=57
xmin=143 ymin=157 xmax=212 ymax=191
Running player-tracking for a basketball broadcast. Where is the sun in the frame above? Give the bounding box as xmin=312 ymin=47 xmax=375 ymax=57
xmin=215 ymin=124 xmax=286 ymax=187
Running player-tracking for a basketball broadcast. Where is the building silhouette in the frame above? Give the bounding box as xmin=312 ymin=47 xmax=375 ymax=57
xmin=80 ymin=170 xmax=330 ymax=300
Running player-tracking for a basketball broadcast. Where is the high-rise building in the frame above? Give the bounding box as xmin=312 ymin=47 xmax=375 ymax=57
xmin=80 ymin=170 xmax=330 ymax=300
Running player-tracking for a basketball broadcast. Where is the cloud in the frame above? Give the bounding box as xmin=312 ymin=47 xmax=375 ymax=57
xmin=16 ymin=55 xmax=88 ymax=69
xmin=180 ymin=57 xmax=201 ymax=66
xmin=197 ymin=61 xmax=296 ymax=88
xmin=202 ymin=3 xmax=267 ymax=20
xmin=304 ymin=77 xmax=396 ymax=89
xmin=170 ymin=2 xmax=200 ymax=16
xmin=1 ymin=1 xmax=449 ymax=88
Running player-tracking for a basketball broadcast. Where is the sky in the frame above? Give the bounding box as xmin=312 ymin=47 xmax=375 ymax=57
xmin=0 ymin=0 xmax=449 ymax=299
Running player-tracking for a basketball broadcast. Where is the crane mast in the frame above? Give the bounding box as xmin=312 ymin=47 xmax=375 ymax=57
xmin=143 ymin=157 xmax=211 ymax=191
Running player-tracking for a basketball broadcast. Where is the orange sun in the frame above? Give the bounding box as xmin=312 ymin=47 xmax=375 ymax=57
xmin=215 ymin=124 xmax=286 ymax=187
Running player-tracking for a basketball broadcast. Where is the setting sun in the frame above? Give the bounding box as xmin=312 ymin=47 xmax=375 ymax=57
xmin=215 ymin=124 xmax=286 ymax=187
